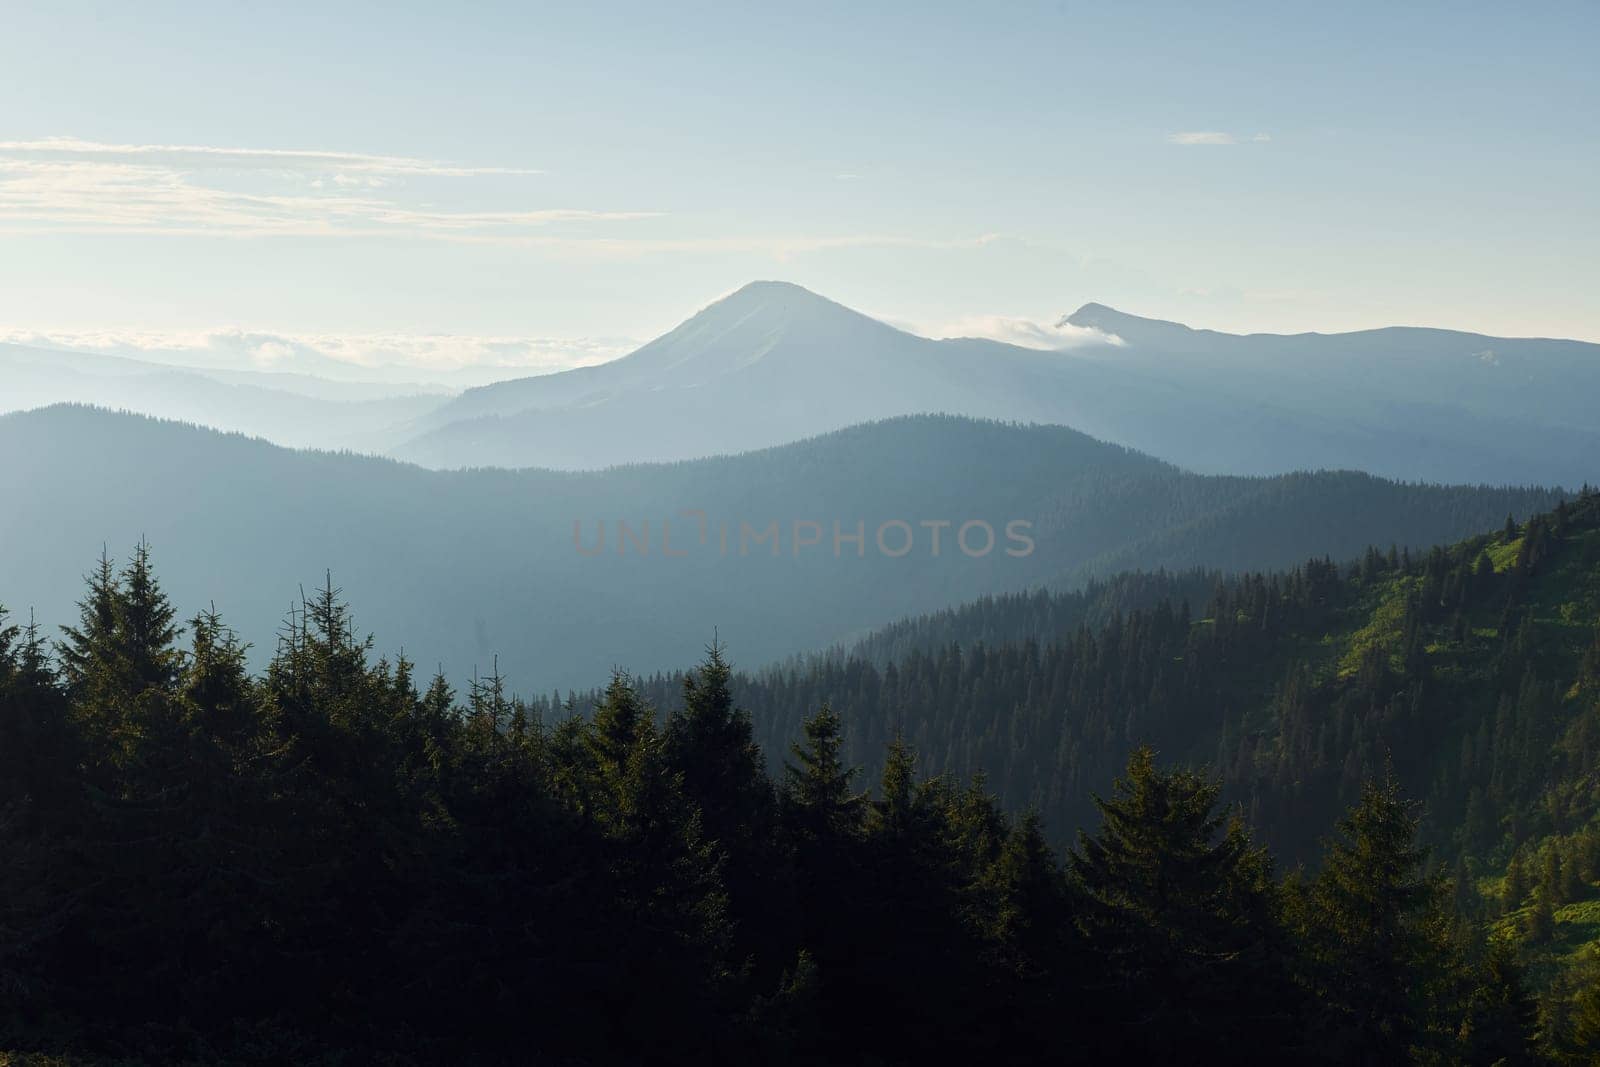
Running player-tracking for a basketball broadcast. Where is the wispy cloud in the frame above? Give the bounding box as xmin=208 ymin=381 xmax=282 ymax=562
xmin=1167 ymin=131 xmax=1237 ymax=146
xmin=0 ymin=137 xmax=659 ymax=241
xmin=1166 ymin=130 xmax=1272 ymax=146
xmin=0 ymin=137 xmax=543 ymax=177
xmin=1 ymin=325 xmax=639 ymax=378
xmin=925 ymin=315 xmax=1123 ymax=350
xmin=480 ymin=231 xmax=1010 ymax=263
xmin=0 ymin=138 xmax=994 ymax=259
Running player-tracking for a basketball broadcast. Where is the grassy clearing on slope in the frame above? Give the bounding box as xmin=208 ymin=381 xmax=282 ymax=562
xmin=1337 ymin=576 xmax=1415 ymax=679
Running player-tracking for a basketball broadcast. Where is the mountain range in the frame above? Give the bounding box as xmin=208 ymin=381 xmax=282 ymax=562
xmin=9 ymin=283 xmax=1595 ymax=488
xmin=5 ymin=289 xmax=1600 ymax=1062
xmin=0 ymin=405 xmax=1564 ymax=690
xmin=0 ymin=342 xmax=446 ymax=451
xmin=393 ymin=282 xmax=1600 ymax=486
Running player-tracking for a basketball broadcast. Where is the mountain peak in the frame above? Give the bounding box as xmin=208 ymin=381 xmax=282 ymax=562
xmin=727 ymin=279 xmax=819 ymax=298
xmin=709 ymin=280 xmax=856 ymax=317
xmin=1068 ymin=301 xmax=1118 ymax=319
xmin=1062 ymin=302 xmax=1190 ymax=333
xmin=585 ymin=280 xmax=905 ymax=386
xmin=677 ymin=280 xmax=899 ymax=340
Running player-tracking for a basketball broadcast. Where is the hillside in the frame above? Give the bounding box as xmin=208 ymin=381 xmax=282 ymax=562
xmin=7 ymin=481 xmax=1586 ymax=1060
xmin=611 ymin=492 xmax=1599 ymax=860
xmin=532 ymin=490 xmax=1600 ymax=1049
xmin=0 ymin=493 xmax=1558 ymax=1065
xmin=395 ymin=281 xmax=1600 ymax=485
xmin=612 ymin=490 xmax=1600 ymax=1015
xmin=0 ymin=406 xmax=1565 ymax=691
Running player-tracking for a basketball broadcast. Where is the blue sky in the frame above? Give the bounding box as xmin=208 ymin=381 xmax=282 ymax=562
xmin=1 ymin=1 xmax=1595 ymax=377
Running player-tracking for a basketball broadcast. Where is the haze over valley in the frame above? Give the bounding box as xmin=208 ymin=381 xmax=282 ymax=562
xmin=5 ymin=404 xmax=1570 ymax=690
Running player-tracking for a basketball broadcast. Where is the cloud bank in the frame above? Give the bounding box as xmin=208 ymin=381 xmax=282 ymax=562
xmin=0 ymin=326 xmax=638 ymax=383
xmin=927 ymin=315 xmax=1123 ymax=350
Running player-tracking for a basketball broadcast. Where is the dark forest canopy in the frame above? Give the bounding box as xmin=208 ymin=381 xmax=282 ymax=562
xmin=577 ymin=489 xmax=1600 ymax=865
xmin=2 ymin=491 xmax=1600 ymax=1062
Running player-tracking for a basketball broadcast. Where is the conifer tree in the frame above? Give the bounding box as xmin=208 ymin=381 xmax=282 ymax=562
xmin=871 ymin=732 xmax=924 ymax=838
xmin=781 ymin=704 xmax=865 ymax=842
xmin=588 ymin=669 xmax=645 ymax=770
xmin=664 ymin=641 xmax=775 ymax=855
xmin=774 ymin=704 xmax=872 ymax=1052
xmin=55 ymin=544 xmax=187 ymax=782
xmin=582 ymin=671 xmax=732 ymax=1057
xmin=1504 ymin=848 xmax=1529 ymax=915
xmin=1570 ymin=971 xmax=1600 ymax=1059
xmin=115 ymin=539 xmax=181 ymax=695
xmin=1562 ymin=847 xmax=1586 ymax=903
xmin=57 ymin=547 xmax=119 ymax=699
xmin=183 ymin=605 xmax=258 ymax=750
xmin=1542 ymin=849 xmax=1567 ymax=907
xmin=1524 ymin=889 xmax=1555 ymax=943
xmin=0 ymin=606 xmax=72 ymax=812
xmin=1070 ymin=746 xmax=1297 ymax=1060
xmin=1299 ymin=773 xmax=1456 ymax=1064
xmin=853 ymin=735 xmax=988 ymax=1060
xmin=663 ymin=641 xmax=785 ymax=980
xmin=1456 ymin=937 xmax=1540 ymax=1065
xmin=984 ymin=813 xmax=1071 ymax=970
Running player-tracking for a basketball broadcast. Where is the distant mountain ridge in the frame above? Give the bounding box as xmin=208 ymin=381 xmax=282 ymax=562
xmin=430 ymin=281 xmax=912 ymax=424
xmin=394 ymin=282 xmax=1600 ymax=485
xmin=7 ymin=284 xmax=1595 ymax=484
xmin=0 ymin=405 xmax=1566 ymax=690
xmin=0 ymin=342 xmax=450 ymax=451
xmin=395 ymin=280 xmax=1130 ymax=468
xmin=1060 ymin=301 xmax=1600 ymax=435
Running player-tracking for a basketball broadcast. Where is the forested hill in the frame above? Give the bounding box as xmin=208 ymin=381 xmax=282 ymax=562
xmin=612 ymin=489 xmax=1600 ymax=879
xmin=0 ymin=405 xmax=1567 ymax=690
xmin=0 ymin=512 xmax=1588 ymax=1062
xmin=837 ymin=568 xmax=1227 ymax=666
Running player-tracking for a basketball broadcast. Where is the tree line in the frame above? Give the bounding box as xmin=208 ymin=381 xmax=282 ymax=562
xmin=2 ymin=535 xmax=1593 ymax=1062
xmin=603 ymin=490 xmax=1600 ymax=871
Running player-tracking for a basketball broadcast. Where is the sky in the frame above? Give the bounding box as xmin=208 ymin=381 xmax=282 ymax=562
xmin=1 ymin=1 xmax=1596 ymax=379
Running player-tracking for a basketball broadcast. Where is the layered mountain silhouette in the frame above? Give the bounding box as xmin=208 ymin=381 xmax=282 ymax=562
xmin=0 ymin=405 xmax=1563 ymax=690
xmin=9 ymin=283 xmax=1594 ymax=485
xmin=393 ymin=282 xmax=1600 ymax=485
xmin=1060 ymin=301 xmax=1600 ymax=437
xmin=1 ymin=342 xmax=447 ymax=451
